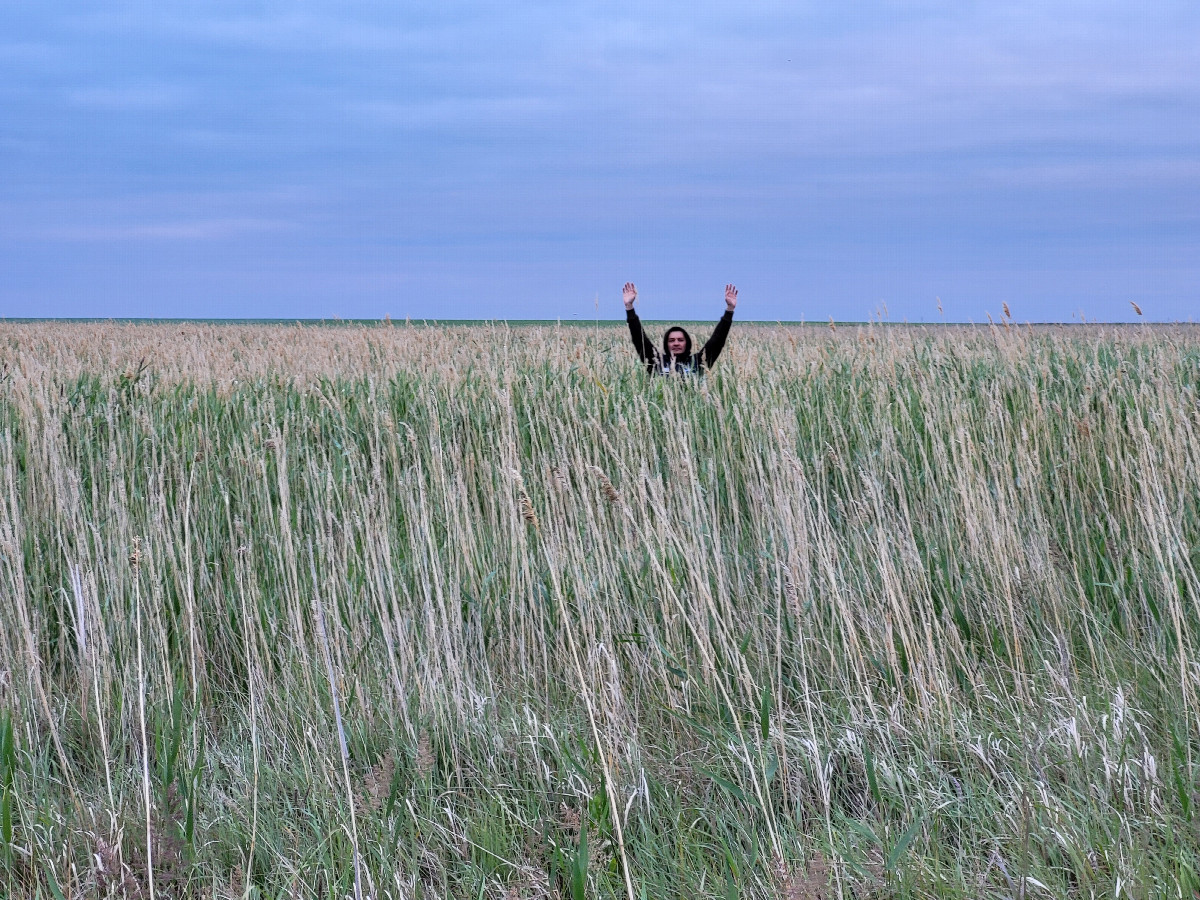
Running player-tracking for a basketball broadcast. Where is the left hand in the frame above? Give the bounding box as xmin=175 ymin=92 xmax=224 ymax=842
xmin=725 ymin=283 xmax=738 ymax=311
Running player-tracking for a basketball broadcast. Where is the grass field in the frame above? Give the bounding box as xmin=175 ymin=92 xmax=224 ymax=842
xmin=1 ymin=320 xmax=1198 ymax=899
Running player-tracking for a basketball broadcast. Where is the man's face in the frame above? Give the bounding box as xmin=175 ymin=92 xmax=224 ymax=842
xmin=666 ymin=330 xmax=687 ymax=357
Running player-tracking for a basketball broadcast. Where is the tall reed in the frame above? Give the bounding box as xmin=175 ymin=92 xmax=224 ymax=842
xmin=0 ymin=320 xmax=1197 ymax=898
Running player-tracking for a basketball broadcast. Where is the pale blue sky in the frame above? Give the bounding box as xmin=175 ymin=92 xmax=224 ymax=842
xmin=2 ymin=2 xmax=1197 ymax=321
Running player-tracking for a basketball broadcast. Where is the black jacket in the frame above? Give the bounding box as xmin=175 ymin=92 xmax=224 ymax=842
xmin=626 ymin=309 xmax=734 ymax=375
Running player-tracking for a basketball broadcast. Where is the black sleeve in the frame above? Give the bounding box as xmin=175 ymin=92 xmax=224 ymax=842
xmin=627 ymin=309 xmax=659 ymax=366
xmin=697 ymin=310 xmax=734 ymax=369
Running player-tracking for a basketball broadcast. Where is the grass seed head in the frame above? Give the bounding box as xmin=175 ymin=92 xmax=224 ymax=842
xmin=415 ymin=731 xmax=435 ymax=779
xmin=775 ymin=851 xmax=832 ymax=900
xmin=549 ymin=465 xmax=570 ymax=492
xmin=588 ymin=466 xmax=621 ymax=504
xmin=557 ymin=802 xmax=581 ymax=839
xmin=782 ymin=567 xmax=800 ymax=620
xmin=519 ymin=490 xmax=539 ymax=529
xmin=357 ymin=750 xmax=396 ymax=816
xmin=93 ymin=833 xmax=139 ymax=898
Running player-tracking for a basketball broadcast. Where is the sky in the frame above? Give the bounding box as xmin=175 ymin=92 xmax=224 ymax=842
xmin=1 ymin=1 xmax=1198 ymax=322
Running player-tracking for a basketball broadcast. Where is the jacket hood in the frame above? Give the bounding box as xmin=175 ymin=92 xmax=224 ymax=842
xmin=663 ymin=326 xmax=693 ymax=360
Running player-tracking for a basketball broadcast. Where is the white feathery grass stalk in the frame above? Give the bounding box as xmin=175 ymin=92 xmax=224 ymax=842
xmin=91 ymin=629 xmax=118 ymax=847
xmin=642 ymin=529 xmax=783 ymax=861
xmin=238 ymin=564 xmax=260 ymax=900
xmin=70 ymin=564 xmax=86 ymax=658
xmin=182 ymin=466 xmax=201 ymax=708
xmin=542 ymin=544 xmax=636 ymax=900
xmin=4 ymin=430 xmax=81 ymax=817
xmin=310 ymin=553 xmax=363 ymax=900
xmin=74 ymin=559 xmax=120 ymax=861
xmin=134 ymin=548 xmax=155 ymax=900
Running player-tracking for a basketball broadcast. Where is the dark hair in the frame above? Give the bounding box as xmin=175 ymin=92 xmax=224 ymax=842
xmin=663 ymin=326 xmax=693 ymax=359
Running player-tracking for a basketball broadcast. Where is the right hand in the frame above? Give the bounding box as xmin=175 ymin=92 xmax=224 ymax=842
xmin=622 ymin=282 xmax=637 ymax=310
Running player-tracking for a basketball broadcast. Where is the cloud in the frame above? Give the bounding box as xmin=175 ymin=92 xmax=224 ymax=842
xmin=36 ymin=217 xmax=294 ymax=242
xmin=0 ymin=40 xmax=63 ymax=67
xmin=61 ymin=5 xmax=477 ymax=55
xmin=67 ymin=85 xmax=191 ymax=111
xmin=0 ymin=189 xmax=308 ymax=243
xmin=1 ymin=1 xmax=1197 ymax=319
xmin=346 ymin=96 xmax=555 ymax=130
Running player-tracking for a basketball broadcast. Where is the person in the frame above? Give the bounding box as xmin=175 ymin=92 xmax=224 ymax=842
xmin=622 ymin=282 xmax=737 ymax=376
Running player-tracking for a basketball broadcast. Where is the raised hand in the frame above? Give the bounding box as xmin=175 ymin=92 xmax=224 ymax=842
xmin=725 ymin=283 xmax=738 ymax=311
xmin=623 ymin=282 xmax=638 ymax=310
